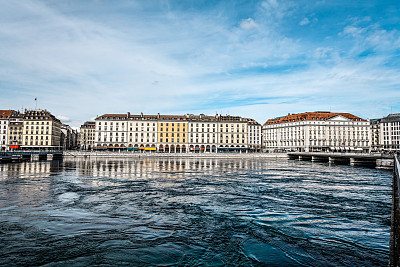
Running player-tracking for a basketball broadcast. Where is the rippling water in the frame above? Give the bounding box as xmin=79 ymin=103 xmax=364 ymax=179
xmin=0 ymin=158 xmax=392 ymax=266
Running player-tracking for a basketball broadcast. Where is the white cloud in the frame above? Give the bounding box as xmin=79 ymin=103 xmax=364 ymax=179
xmin=240 ymin=18 xmax=258 ymax=29
xmin=299 ymin=18 xmax=310 ymax=26
xmin=57 ymin=115 xmax=72 ymax=123
xmin=0 ymin=2 xmax=398 ymax=126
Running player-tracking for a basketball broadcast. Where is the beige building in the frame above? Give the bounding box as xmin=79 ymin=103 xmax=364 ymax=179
xmin=23 ymin=109 xmax=62 ymax=150
xmin=217 ymin=115 xmax=248 ymax=152
xmin=263 ymin=112 xmax=370 ymax=153
xmin=7 ymin=113 xmax=24 ymax=150
xmin=79 ymin=121 xmax=96 ymax=150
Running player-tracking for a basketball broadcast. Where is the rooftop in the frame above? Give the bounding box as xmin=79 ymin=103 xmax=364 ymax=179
xmin=264 ymin=112 xmax=366 ymax=125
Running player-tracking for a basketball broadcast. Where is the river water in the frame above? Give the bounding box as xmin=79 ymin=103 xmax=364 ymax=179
xmin=0 ymin=158 xmax=392 ymax=266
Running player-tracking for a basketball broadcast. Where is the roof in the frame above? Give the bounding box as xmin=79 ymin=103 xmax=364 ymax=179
xmin=381 ymin=113 xmax=400 ymax=123
xmin=0 ymin=110 xmax=15 ymax=119
xmin=95 ymin=113 xmax=258 ymax=124
xmin=24 ymin=109 xmax=62 ymax=124
xmin=264 ymin=111 xmax=366 ymax=126
xmin=81 ymin=121 xmax=96 ymax=128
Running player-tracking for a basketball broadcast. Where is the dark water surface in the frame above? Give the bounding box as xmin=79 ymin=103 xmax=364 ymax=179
xmin=0 ymin=158 xmax=392 ymax=266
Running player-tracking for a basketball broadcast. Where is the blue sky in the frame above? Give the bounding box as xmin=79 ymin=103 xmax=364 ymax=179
xmin=0 ymin=0 xmax=399 ymax=127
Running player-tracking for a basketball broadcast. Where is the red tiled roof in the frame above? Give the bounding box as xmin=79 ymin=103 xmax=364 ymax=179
xmin=264 ymin=112 xmax=366 ymax=126
xmin=0 ymin=110 xmax=14 ymax=119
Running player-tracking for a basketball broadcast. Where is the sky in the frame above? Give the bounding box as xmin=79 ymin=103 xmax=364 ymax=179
xmin=0 ymin=0 xmax=399 ymax=128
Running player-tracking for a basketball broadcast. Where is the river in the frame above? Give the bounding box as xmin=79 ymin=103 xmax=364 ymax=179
xmin=0 ymin=158 xmax=392 ymax=266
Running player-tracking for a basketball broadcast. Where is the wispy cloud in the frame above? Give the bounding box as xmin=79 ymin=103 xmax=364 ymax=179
xmin=0 ymin=0 xmax=399 ymax=126
xmin=240 ymin=18 xmax=258 ymax=29
xmin=299 ymin=18 xmax=310 ymax=26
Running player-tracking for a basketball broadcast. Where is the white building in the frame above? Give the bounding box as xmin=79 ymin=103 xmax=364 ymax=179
xmin=127 ymin=113 xmax=158 ymax=151
xmin=79 ymin=121 xmax=95 ymax=150
xmin=187 ymin=114 xmax=218 ymax=153
xmin=0 ymin=110 xmax=15 ymax=151
xmin=95 ymin=114 xmax=129 ymax=149
xmin=246 ymin=118 xmax=262 ymax=152
xmin=263 ymin=112 xmax=370 ymax=153
xmin=380 ymin=113 xmax=400 ymax=152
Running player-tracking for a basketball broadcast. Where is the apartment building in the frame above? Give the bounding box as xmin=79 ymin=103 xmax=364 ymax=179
xmin=380 ymin=113 xmax=400 ymax=152
xmin=217 ymin=115 xmax=248 ymax=152
xmin=79 ymin=121 xmax=96 ymax=150
xmin=127 ymin=113 xmax=158 ymax=151
xmin=158 ymin=115 xmax=187 ymax=152
xmin=7 ymin=113 xmax=24 ymax=150
xmin=187 ymin=114 xmax=218 ymax=153
xmin=263 ymin=111 xmax=370 ymax=152
xmin=23 ymin=109 xmax=62 ymax=150
xmin=0 ymin=110 xmax=15 ymax=151
xmin=246 ymin=118 xmax=262 ymax=152
xmin=93 ymin=113 xmax=261 ymax=152
xmin=95 ymin=114 xmax=129 ymax=149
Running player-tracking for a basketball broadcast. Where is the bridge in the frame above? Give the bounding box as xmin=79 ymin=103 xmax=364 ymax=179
xmin=287 ymin=152 xmax=394 ymax=169
xmin=0 ymin=151 xmax=63 ymax=162
xmin=390 ymin=156 xmax=400 ymax=266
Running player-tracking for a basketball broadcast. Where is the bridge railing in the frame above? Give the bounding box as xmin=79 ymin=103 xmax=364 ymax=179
xmin=390 ymin=155 xmax=400 ymax=266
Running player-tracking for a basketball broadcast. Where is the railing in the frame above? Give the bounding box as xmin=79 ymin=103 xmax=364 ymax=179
xmin=390 ymin=155 xmax=400 ymax=266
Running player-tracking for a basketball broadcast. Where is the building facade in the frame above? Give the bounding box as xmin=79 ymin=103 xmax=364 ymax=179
xmin=0 ymin=110 xmax=15 ymax=151
xmin=246 ymin=118 xmax=262 ymax=152
xmin=7 ymin=113 xmax=24 ymax=150
xmin=127 ymin=113 xmax=158 ymax=151
xmin=79 ymin=121 xmax=96 ymax=150
xmin=95 ymin=114 xmax=129 ymax=150
xmin=263 ymin=112 xmax=370 ymax=153
xmin=217 ymin=115 xmax=248 ymax=152
xmin=93 ymin=113 xmax=261 ymax=152
xmin=380 ymin=113 xmax=400 ymax=152
xmin=187 ymin=114 xmax=217 ymax=153
xmin=23 ymin=109 xmax=62 ymax=150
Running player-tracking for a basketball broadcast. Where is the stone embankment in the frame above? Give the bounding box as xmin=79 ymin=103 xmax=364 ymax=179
xmin=63 ymin=151 xmax=288 ymax=159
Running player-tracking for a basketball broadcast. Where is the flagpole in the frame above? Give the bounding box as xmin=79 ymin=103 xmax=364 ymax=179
xmin=35 ymin=98 xmax=37 ymax=110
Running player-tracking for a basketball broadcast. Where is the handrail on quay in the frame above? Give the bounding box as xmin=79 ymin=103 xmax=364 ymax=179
xmin=390 ymin=155 xmax=400 ymax=266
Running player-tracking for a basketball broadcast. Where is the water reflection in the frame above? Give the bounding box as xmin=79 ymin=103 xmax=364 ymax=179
xmin=0 ymin=158 xmax=392 ymax=266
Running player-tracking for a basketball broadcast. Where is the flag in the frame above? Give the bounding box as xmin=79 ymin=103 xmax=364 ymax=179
xmin=35 ymin=98 xmax=37 ymax=101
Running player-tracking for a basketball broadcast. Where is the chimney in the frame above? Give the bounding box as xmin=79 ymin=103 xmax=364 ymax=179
xmin=141 ymin=112 xmax=143 ymax=118
xmin=127 ymin=112 xmax=130 ymax=118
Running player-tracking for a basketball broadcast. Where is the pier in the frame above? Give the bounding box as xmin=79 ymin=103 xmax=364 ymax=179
xmin=0 ymin=151 xmax=63 ymax=162
xmin=287 ymin=152 xmax=394 ymax=169
xmin=390 ymin=156 xmax=400 ymax=266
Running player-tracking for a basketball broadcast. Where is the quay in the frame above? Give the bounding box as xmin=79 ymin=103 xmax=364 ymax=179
xmin=63 ymin=151 xmax=289 ymax=159
xmin=288 ymin=152 xmax=394 ymax=169
xmin=0 ymin=151 xmax=63 ymax=162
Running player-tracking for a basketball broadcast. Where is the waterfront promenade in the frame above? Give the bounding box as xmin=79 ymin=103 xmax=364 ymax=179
xmin=64 ymin=151 xmax=288 ymax=159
